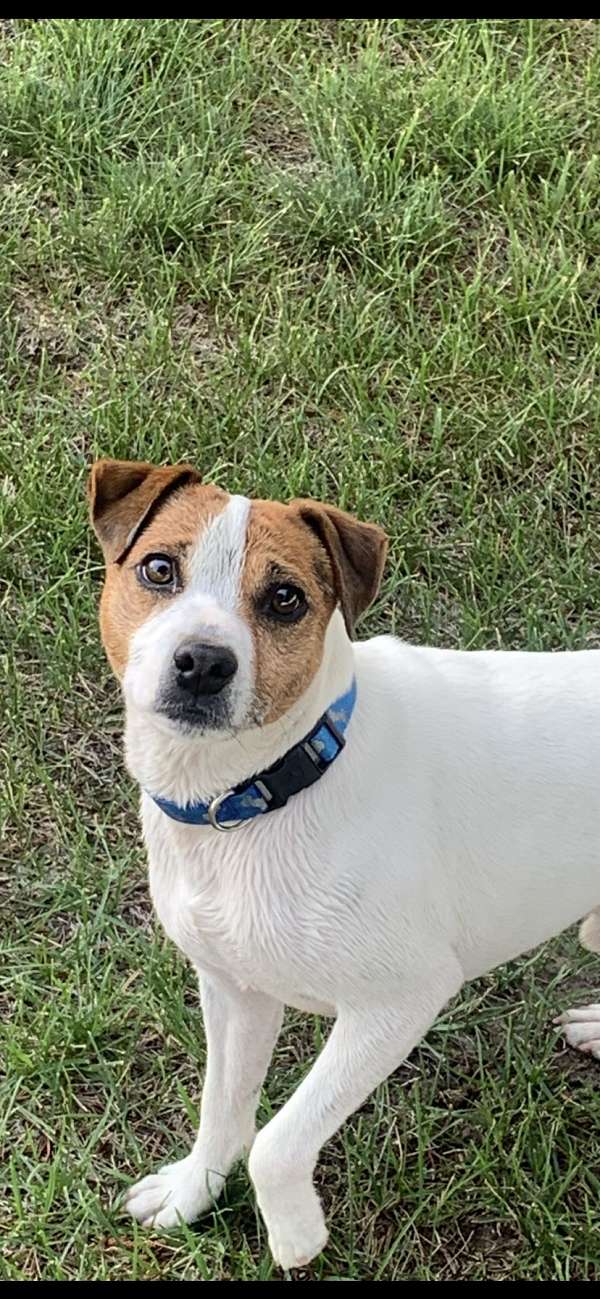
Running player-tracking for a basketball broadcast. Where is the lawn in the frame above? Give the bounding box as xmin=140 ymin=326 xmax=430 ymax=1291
xmin=2 ymin=17 xmax=600 ymax=1281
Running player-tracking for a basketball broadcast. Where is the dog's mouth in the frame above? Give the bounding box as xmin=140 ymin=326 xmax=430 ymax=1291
xmin=155 ymin=694 xmax=266 ymax=741
xmin=156 ymin=694 xmax=233 ymax=733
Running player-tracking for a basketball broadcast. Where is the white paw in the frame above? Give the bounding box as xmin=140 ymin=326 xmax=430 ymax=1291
xmin=268 ymin=1208 xmax=329 ymax=1271
xmin=249 ymin=1132 xmax=329 ymax=1269
xmin=124 ymin=1153 xmax=224 ymax=1229
xmin=555 ymin=1003 xmax=600 ymax=1058
xmin=254 ymin=1177 xmax=328 ymax=1269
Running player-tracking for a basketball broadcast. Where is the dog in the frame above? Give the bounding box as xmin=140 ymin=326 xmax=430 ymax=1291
xmin=89 ymin=457 xmax=600 ymax=1270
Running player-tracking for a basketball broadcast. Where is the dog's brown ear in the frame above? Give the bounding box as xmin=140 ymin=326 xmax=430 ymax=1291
xmin=88 ymin=459 xmax=201 ymax=563
xmin=293 ymin=499 xmax=387 ymax=635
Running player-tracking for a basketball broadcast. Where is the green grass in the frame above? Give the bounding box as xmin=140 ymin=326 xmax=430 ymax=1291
xmin=2 ymin=17 xmax=600 ymax=1280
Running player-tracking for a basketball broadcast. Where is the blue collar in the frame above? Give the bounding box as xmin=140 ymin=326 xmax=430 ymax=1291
xmin=148 ymin=677 xmax=357 ymax=831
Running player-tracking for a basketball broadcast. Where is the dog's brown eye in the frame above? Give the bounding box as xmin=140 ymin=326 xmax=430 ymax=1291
xmin=266 ymin=584 xmax=307 ymax=622
xmin=138 ymin=553 xmax=177 ymax=590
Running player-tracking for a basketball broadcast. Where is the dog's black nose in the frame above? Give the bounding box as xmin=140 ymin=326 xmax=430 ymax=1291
xmin=173 ymin=642 xmax=238 ymax=697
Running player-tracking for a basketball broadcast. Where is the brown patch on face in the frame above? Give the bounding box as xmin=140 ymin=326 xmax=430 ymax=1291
xmin=98 ymin=483 xmax=229 ymax=677
xmin=240 ymin=500 xmax=338 ymax=724
xmin=240 ymin=497 xmax=387 ymax=725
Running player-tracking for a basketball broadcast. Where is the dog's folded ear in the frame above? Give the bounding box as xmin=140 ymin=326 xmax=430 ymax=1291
xmin=292 ymin=499 xmax=388 ymax=635
xmin=88 ymin=459 xmax=201 ymax=563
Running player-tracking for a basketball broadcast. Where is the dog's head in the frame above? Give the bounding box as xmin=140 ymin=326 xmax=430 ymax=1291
xmin=89 ymin=459 xmax=387 ymax=738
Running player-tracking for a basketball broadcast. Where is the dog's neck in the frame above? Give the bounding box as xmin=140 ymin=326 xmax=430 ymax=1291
xmin=124 ymin=610 xmax=355 ymax=807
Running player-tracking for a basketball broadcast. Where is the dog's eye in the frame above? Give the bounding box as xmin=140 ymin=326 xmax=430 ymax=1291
xmin=266 ymin=584 xmax=307 ymax=622
xmin=138 ymin=553 xmax=178 ymax=590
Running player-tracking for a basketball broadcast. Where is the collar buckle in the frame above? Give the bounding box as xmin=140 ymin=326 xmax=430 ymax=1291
xmin=254 ymin=745 xmax=322 ymax=811
xmin=254 ymin=709 xmax=346 ymax=811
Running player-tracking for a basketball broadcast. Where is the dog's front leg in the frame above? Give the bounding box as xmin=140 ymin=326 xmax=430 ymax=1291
xmin=125 ymin=973 xmax=282 ymax=1229
xmin=249 ymin=971 xmax=460 ymax=1270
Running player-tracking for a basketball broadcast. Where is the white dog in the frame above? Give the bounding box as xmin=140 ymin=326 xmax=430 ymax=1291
xmin=89 ymin=457 xmax=600 ymax=1271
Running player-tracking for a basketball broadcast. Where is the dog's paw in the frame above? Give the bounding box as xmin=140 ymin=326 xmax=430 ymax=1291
xmin=267 ymin=1204 xmax=329 ymax=1271
xmin=249 ymin=1131 xmax=329 ymax=1270
xmin=555 ymin=1004 xmax=600 ymax=1059
xmin=124 ymin=1154 xmax=223 ymax=1229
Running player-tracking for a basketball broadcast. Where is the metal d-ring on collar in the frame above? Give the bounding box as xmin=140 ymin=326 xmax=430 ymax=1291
xmin=206 ymin=789 xmax=242 ymax=832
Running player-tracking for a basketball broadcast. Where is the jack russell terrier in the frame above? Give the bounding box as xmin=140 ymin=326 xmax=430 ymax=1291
xmin=89 ymin=457 xmax=600 ymax=1271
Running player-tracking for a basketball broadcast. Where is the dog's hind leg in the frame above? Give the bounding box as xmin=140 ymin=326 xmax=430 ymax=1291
xmin=555 ymin=908 xmax=600 ymax=1060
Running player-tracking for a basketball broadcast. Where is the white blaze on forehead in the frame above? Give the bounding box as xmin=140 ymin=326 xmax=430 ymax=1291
xmin=187 ymin=493 xmax=251 ymax=610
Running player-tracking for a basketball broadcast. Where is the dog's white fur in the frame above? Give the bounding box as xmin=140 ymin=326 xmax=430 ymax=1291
xmin=120 ymin=501 xmax=600 ymax=1269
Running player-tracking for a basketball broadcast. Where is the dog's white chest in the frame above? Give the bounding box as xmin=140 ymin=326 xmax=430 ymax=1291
xmin=142 ymin=798 xmax=340 ymax=1011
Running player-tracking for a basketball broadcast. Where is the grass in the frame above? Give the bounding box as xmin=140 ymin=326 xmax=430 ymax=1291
xmin=2 ymin=16 xmax=600 ymax=1280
